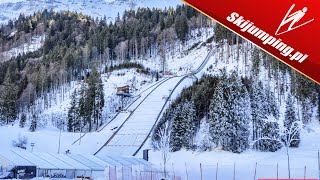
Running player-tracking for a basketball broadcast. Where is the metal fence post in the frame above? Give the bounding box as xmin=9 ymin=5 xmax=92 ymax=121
xmin=277 ymin=163 xmax=279 ymax=180
xmin=233 ymin=163 xmax=236 ymax=180
xmin=108 ymin=166 xmax=110 ymax=180
xmin=172 ymin=163 xmax=176 ymax=180
xmin=216 ymin=163 xmax=218 ymax=180
xmin=254 ymin=162 xmax=257 ymax=180
xmin=122 ymin=166 xmax=124 ymax=180
xmin=318 ymin=150 xmax=320 ymax=179
xmin=185 ymin=162 xmax=189 ymax=180
xmin=135 ymin=170 xmax=138 ymax=180
xmin=200 ymin=163 xmax=203 ymax=180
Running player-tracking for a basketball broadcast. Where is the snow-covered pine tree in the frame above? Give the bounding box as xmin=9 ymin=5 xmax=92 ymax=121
xmin=259 ymin=121 xmax=282 ymax=152
xmin=209 ymin=71 xmax=250 ymax=153
xmin=29 ymin=112 xmax=37 ymax=132
xmin=79 ymin=84 xmax=90 ymax=132
xmin=170 ymin=101 xmax=197 ymax=151
xmin=284 ymin=94 xmax=300 ymax=147
xmin=250 ymin=80 xmax=267 ymax=149
xmin=181 ymin=101 xmax=197 ymax=149
xmin=170 ymin=104 xmax=184 ymax=151
xmin=95 ymin=75 xmax=105 ymax=127
xmin=0 ymin=82 xmax=17 ymax=125
xmin=227 ymin=72 xmax=250 ymax=153
xmin=19 ymin=113 xmax=26 ymax=128
xmin=251 ymin=47 xmax=261 ymax=76
xmin=265 ymin=88 xmax=280 ymax=119
xmin=195 ymin=120 xmax=214 ymax=151
xmin=254 ymin=87 xmax=282 ymax=152
xmin=301 ymin=98 xmax=313 ymax=125
xmin=208 ymin=75 xmax=228 ymax=148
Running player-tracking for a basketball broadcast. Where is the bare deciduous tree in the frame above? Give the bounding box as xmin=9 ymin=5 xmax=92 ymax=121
xmin=153 ymin=122 xmax=172 ymax=179
xmin=251 ymin=119 xmax=302 ymax=179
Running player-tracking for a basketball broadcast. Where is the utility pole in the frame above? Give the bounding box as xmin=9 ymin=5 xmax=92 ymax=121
xmin=57 ymin=121 xmax=65 ymax=154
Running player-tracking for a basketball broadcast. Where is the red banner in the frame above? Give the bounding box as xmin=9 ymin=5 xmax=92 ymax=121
xmin=183 ymin=0 xmax=320 ymax=84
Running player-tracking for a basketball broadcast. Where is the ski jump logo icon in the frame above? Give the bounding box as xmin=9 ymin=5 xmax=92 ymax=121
xmin=275 ymin=4 xmax=314 ymax=36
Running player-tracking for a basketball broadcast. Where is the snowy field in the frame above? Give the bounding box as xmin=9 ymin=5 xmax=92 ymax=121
xmin=146 ymin=121 xmax=320 ymax=180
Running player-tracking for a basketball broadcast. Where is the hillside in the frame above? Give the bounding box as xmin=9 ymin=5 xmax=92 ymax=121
xmin=0 ymin=0 xmax=181 ymax=24
xmin=0 ymin=3 xmax=319 ymax=180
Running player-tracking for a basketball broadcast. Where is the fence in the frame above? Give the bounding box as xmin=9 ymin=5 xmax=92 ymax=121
xmin=104 ymin=166 xmax=182 ymax=180
xmin=104 ymin=151 xmax=320 ymax=180
xmin=180 ymin=162 xmax=319 ymax=180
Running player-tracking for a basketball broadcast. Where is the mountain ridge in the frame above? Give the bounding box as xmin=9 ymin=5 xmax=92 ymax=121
xmin=0 ymin=0 xmax=181 ymax=24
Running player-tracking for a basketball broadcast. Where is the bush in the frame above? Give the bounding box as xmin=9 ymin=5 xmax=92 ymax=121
xmin=12 ymin=134 xmax=28 ymax=150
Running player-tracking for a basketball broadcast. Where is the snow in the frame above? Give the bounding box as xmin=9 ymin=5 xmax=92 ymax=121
xmin=97 ymin=76 xmax=185 ymax=156
xmin=33 ymin=153 xmax=74 ymax=170
xmin=51 ymin=153 xmax=91 ymax=170
xmin=67 ymin=154 xmax=104 ymax=170
xmin=10 ymin=150 xmax=57 ymax=169
xmin=0 ymin=150 xmax=34 ymax=167
xmin=144 ymin=131 xmax=320 ymax=180
xmin=0 ymin=29 xmax=319 ymax=179
xmin=0 ymin=35 xmax=44 ymax=61
xmin=0 ymin=0 xmax=182 ymax=24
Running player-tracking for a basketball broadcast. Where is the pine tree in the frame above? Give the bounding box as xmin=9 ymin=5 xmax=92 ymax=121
xmin=301 ymin=98 xmax=312 ymax=124
xmin=250 ymin=81 xmax=267 ymax=149
xmin=259 ymin=121 xmax=282 ymax=152
xmin=95 ymin=76 xmax=105 ymax=127
xmin=19 ymin=113 xmax=26 ymax=128
xmin=170 ymin=104 xmax=184 ymax=151
xmin=0 ymin=63 xmax=18 ymax=125
xmin=29 ymin=112 xmax=37 ymax=132
xmin=284 ymin=94 xmax=300 ymax=147
xmin=208 ymin=76 xmax=228 ymax=147
xmin=0 ymin=83 xmax=17 ymax=124
xmin=255 ymin=87 xmax=281 ymax=152
xmin=79 ymin=84 xmax=90 ymax=132
xmin=265 ymin=88 xmax=280 ymax=119
xmin=68 ymin=90 xmax=79 ymax=132
xmin=196 ymin=120 xmax=213 ymax=151
xmin=209 ymin=72 xmax=250 ymax=153
xmin=181 ymin=101 xmax=197 ymax=149
xmin=251 ymin=48 xmax=261 ymax=76
xmin=170 ymin=101 xmax=197 ymax=151
xmin=175 ymin=12 xmax=189 ymax=43
xmin=227 ymin=72 xmax=250 ymax=153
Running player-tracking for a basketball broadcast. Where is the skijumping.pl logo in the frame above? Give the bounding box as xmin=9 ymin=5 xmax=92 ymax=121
xmin=275 ymin=4 xmax=315 ymax=36
xmin=226 ymin=4 xmax=314 ymax=63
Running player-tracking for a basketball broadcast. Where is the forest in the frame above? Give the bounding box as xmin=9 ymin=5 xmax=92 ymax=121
xmin=0 ymin=5 xmax=212 ymax=132
xmin=152 ymin=26 xmax=320 ymax=153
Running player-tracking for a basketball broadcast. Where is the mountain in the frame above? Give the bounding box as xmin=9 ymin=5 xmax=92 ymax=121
xmin=0 ymin=0 xmax=181 ymax=24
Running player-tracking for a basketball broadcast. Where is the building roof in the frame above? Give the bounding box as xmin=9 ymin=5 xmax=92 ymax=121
xmin=35 ymin=153 xmax=75 ymax=170
xmin=67 ymin=154 xmax=104 ymax=171
xmin=0 ymin=151 xmax=34 ymax=167
xmin=0 ymin=150 xmax=151 ymax=171
xmin=11 ymin=150 xmax=57 ymax=169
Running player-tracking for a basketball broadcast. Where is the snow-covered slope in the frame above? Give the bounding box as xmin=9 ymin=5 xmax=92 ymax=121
xmin=0 ymin=0 xmax=182 ymax=24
